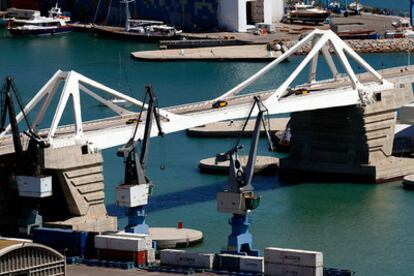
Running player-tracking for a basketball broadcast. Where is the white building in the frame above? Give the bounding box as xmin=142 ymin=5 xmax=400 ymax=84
xmin=218 ymin=0 xmax=285 ymax=32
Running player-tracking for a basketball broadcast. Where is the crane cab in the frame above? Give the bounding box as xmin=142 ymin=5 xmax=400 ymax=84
xmin=116 ymin=183 xmax=151 ymax=208
xmin=16 ymin=175 xmax=52 ymax=198
xmin=217 ymin=191 xmax=260 ymax=215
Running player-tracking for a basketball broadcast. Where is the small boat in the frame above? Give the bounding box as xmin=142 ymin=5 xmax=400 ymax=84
xmin=99 ymin=97 xmax=129 ymax=107
xmin=385 ymin=19 xmax=414 ymax=39
xmin=332 ymin=23 xmax=379 ymax=40
xmin=287 ymin=2 xmax=330 ymax=24
xmin=328 ymin=1 xmax=341 ymax=14
xmin=109 ymin=97 xmax=128 ymax=105
xmin=93 ymin=0 xmax=182 ymax=41
xmin=7 ymin=4 xmax=71 ymax=36
xmin=348 ymin=1 xmax=363 ymax=15
xmin=93 ymin=21 xmax=182 ymax=41
xmin=392 ymin=18 xmax=411 ymax=29
xmin=0 ymin=8 xmax=40 ymax=27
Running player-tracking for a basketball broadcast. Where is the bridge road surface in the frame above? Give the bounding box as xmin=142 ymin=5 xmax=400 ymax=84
xmin=0 ymin=65 xmax=413 ymax=155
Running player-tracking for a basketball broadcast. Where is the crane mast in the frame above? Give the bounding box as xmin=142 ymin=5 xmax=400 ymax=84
xmin=116 ymin=85 xmax=164 ymax=235
xmin=0 ymin=77 xmax=51 ymax=236
xmin=216 ymin=96 xmax=274 ymax=256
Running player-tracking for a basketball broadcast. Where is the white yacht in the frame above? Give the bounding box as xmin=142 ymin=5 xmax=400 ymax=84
xmin=7 ymin=4 xmax=71 ymax=36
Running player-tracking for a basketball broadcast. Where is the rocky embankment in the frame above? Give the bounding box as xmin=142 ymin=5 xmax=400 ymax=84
xmin=275 ymin=39 xmax=414 ymax=54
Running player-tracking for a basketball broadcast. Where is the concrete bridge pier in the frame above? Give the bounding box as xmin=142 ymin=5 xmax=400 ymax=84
xmin=280 ymin=84 xmax=414 ymax=183
xmin=41 ymin=145 xmax=117 ymax=232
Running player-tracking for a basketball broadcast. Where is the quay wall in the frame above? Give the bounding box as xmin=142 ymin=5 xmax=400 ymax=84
xmin=282 ymin=38 xmax=414 ymax=54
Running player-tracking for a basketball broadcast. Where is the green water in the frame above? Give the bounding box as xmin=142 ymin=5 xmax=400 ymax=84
xmin=1 ymin=30 xmax=414 ymax=275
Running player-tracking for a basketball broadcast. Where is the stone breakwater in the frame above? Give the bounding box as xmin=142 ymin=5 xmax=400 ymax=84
xmin=279 ymin=39 xmax=414 ymax=54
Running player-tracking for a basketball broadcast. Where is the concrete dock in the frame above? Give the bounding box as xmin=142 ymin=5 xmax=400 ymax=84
xmin=149 ymin=227 xmax=203 ymax=249
xmin=187 ymin=118 xmax=290 ymax=137
xmin=131 ymin=45 xmax=282 ymax=61
xmin=199 ymin=156 xmax=279 ymax=175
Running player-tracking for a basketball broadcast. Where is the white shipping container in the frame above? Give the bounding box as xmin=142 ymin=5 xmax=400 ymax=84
xmin=115 ymin=231 xmax=152 ymax=249
xmin=160 ymin=250 xmax=214 ymax=269
xmin=116 ymin=184 xmax=150 ymax=208
xmin=95 ymin=235 xmax=147 ymax=252
xmin=265 ymin=263 xmax=323 ymax=276
xmin=177 ymin=252 xmax=214 ymax=269
xmin=239 ymin=256 xmax=264 ymax=273
xmin=264 ymin=247 xmax=323 ymax=267
xmin=160 ymin=249 xmax=185 ymax=266
xmin=16 ymin=175 xmax=52 ymax=198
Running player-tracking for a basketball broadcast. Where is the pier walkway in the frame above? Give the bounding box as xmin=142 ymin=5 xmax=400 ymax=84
xmin=131 ymin=45 xmax=282 ymax=61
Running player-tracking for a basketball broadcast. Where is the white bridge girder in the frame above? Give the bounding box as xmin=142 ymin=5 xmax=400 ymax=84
xmin=1 ymin=30 xmax=397 ymax=151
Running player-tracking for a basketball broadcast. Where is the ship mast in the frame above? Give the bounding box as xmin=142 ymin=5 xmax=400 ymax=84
xmin=121 ymin=0 xmax=135 ymax=31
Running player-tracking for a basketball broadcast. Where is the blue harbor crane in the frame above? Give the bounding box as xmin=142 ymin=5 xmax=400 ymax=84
xmin=116 ymin=85 xmax=164 ymax=235
xmin=216 ymin=96 xmax=274 ymax=256
xmin=0 ymin=77 xmax=51 ymax=236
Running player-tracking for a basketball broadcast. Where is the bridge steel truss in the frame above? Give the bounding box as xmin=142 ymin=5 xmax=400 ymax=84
xmin=1 ymin=30 xmax=396 ymax=151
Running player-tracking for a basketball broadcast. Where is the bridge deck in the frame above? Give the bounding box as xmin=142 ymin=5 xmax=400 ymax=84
xmin=0 ymin=65 xmax=413 ymax=155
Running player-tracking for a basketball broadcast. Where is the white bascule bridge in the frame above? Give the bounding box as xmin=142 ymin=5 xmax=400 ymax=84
xmin=1 ymin=29 xmax=414 ymax=232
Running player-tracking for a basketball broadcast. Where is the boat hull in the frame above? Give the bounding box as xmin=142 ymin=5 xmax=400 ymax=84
xmin=8 ymin=26 xmax=72 ymax=36
xmin=288 ymin=11 xmax=330 ymax=24
xmin=93 ymin=25 xmax=182 ymax=42
xmin=337 ymin=30 xmax=380 ymax=40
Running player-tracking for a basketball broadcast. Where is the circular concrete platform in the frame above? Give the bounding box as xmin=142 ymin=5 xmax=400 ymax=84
xmin=403 ymin=175 xmax=414 ymax=190
xmin=199 ymin=155 xmax=279 ymax=175
xmin=149 ymin=227 xmax=203 ymax=249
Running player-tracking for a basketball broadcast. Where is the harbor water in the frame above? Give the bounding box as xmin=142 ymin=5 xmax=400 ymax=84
xmin=1 ymin=29 xmax=414 ymax=275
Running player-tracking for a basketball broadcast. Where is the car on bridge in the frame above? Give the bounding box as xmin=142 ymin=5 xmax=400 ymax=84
xmin=125 ymin=118 xmax=143 ymax=125
xmin=212 ymin=100 xmax=228 ymax=109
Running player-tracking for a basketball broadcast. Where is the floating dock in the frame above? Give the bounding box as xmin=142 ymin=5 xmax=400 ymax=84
xmin=131 ymin=45 xmax=282 ymax=61
xmin=159 ymin=39 xmax=255 ymax=49
xmin=149 ymin=227 xmax=203 ymax=249
xmin=199 ymin=156 xmax=279 ymax=175
xmin=187 ymin=118 xmax=289 ymax=137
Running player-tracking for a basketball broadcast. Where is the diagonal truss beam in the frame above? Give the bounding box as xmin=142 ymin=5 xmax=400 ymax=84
xmin=215 ymin=29 xmax=391 ymax=104
xmin=0 ymin=70 xmax=181 ymax=141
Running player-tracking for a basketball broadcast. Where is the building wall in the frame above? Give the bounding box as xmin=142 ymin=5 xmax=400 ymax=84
xmin=272 ymin=0 xmax=285 ymax=22
xmin=10 ymin=0 xmax=40 ymax=10
xmin=136 ymin=0 xmax=219 ymax=31
xmin=218 ymin=0 xmax=240 ymax=31
xmin=5 ymin=0 xmax=285 ymax=31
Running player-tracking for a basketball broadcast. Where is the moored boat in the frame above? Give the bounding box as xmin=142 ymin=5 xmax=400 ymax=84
xmin=385 ymin=18 xmax=414 ymax=39
xmin=328 ymin=1 xmax=341 ymax=14
xmin=348 ymin=1 xmax=364 ymax=15
xmin=7 ymin=4 xmax=71 ymax=36
xmin=93 ymin=0 xmax=182 ymax=41
xmin=332 ymin=23 xmax=380 ymax=40
xmin=0 ymin=8 xmax=40 ymax=28
xmin=93 ymin=21 xmax=182 ymax=41
xmin=286 ymin=2 xmax=330 ymax=24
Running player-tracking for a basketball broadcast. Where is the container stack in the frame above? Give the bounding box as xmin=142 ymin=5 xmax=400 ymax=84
xmin=94 ymin=233 xmax=155 ymax=266
xmin=214 ymin=253 xmax=264 ymax=273
xmin=264 ymin=247 xmax=323 ymax=276
xmin=160 ymin=249 xmax=214 ymax=269
xmin=32 ymin=227 xmax=93 ymax=258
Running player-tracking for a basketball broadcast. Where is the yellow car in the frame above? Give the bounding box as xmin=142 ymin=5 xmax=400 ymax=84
xmin=294 ymin=88 xmax=309 ymax=95
xmin=212 ymin=100 xmax=228 ymax=109
xmin=126 ymin=118 xmax=142 ymax=125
